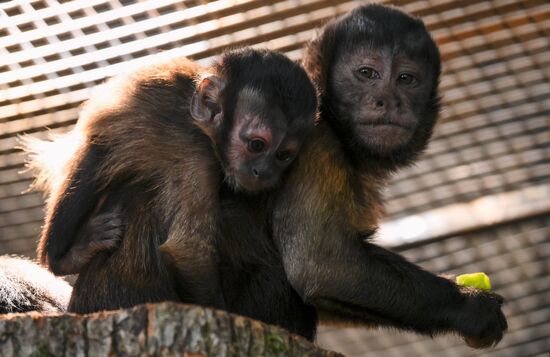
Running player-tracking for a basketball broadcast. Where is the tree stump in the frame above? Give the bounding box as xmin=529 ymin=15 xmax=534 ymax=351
xmin=0 ymin=302 xmax=342 ymax=356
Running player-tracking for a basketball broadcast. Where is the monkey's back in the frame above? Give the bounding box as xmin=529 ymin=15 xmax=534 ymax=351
xmin=65 ymin=58 xmax=222 ymax=312
xmin=74 ymin=58 xmax=215 ymax=180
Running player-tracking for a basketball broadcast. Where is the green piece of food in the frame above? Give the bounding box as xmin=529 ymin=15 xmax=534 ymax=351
xmin=456 ymin=272 xmax=491 ymax=291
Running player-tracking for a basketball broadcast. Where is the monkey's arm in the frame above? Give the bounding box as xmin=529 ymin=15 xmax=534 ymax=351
xmin=276 ymin=212 xmax=506 ymax=347
xmin=272 ymin=132 xmax=507 ymax=347
xmin=38 ymin=143 xmax=107 ymax=275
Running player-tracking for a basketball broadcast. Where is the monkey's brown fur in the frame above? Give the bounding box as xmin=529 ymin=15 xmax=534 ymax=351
xmin=82 ymin=58 xmax=221 ymax=280
xmin=266 ymin=5 xmax=506 ymax=347
xmin=217 ymin=5 xmax=506 ymax=347
xmin=34 ymin=49 xmax=317 ymax=313
xmin=0 ymin=256 xmax=72 ymax=313
xmin=277 ymin=122 xmax=385 ymax=234
xmin=38 ymin=57 xmax=222 ymax=312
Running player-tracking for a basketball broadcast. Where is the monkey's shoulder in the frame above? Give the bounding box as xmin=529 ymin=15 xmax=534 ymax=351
xmin=279 ymin=122 xmax=382 ymax=231
xmin=278 ymin=123 xmax=354 ymax=209
xmin=71 ymin=59 xmax=217 ymax=179
xmin=295 ymin=123 xmax=352 ymax=187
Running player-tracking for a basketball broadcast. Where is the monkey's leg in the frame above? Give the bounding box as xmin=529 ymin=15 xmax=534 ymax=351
xmin=68 ymin=205 xmax=179 ymax=313
xmin=281 ymin=234 xmax=507 ymax=348
xmin=69 ymin=252 xmax=179 ymax=313
xmin=161 ymin=238 xmax=225 ymax=310
xmin=157 ymin=171 xmax=226 ymax=310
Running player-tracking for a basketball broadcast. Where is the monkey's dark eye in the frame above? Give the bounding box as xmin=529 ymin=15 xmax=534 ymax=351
xmin=276 ymin=150 xmax=294 ymax=162
xmin=397 ymin=73 xmax=416 ymax=85
xmin=248 ymin=139 xmax=266 ymax=153
xmin=357 ymin=67 xmax=380 ymax=79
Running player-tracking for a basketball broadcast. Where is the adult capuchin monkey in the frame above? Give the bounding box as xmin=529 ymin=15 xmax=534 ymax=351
xmin=219 ymin=4 xmax=507 ymax=348
xmin=23 ymin=48 xmax=317 ymax=314
xmin=39 ymin=4 xmax=507 ymax=349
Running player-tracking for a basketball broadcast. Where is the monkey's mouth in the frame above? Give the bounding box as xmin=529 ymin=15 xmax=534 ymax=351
xmin=357 ymin=121 xmax=414 ymax=131
xmin=234 ymin=173 xmax=277 ymax=192
xmin=355 ymin=118 xmax=415 ymax=151
xmin=357 ymin=123 xmax=412 ymax=144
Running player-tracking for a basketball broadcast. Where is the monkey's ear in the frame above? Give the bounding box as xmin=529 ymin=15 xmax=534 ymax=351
xmin=191 ymin=75 xmax=223 ymax=125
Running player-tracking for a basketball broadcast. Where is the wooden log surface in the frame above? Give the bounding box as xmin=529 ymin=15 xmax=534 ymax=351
xmin=0 ymin=302 xmax=342 ymax=357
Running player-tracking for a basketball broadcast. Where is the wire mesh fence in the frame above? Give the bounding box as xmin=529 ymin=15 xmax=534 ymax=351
xmin=0 ymin=1 xmax=549 ymax=356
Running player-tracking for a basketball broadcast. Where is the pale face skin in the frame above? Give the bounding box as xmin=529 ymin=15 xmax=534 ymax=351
xmin=225 ymin=88 xmax=304 ymax=191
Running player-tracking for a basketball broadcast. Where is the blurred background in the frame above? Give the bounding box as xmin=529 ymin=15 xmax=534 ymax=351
xmin=0 ymin=0 xmax=548 ymax=356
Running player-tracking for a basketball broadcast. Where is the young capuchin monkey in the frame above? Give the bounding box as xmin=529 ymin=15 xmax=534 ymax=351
xmin=24 ymin=48 xmax=317 ymax=314
xmin=219 ymin=4 xmax=507 ymax=348
xmin=53 ymin=4 xmax=507 ymax=349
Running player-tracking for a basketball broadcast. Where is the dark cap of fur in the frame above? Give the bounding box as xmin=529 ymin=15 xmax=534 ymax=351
xmin=216 ymin=48 xmax=318 ymax=127
xmin=304 ymin=4 xmax=441 ymax=96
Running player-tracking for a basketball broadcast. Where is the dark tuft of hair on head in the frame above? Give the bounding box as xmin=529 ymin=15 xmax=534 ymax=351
xmin=304 ymin=4 xmax=440 ymax=96
xmin=217 ymin=48 xmax=318 ymax=126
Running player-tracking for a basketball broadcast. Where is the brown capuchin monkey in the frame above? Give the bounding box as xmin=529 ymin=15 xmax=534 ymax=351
xmin=270 ymin=4 xmax=507 ymax=347
xmin=24 ymin=48 xmax=317 ymax=314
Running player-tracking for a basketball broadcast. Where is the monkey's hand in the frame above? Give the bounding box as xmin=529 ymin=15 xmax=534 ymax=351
xmin=453 ymin=286 xmax=507 ymax=348
xmin=49 ymin=211 xmax=124 ymax=275
xmin=77 ymin=211 xmax=124 ymax=259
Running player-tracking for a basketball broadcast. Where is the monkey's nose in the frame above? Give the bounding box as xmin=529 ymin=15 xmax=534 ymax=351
xmin=375 ymin=100 xmax=385 ymax=108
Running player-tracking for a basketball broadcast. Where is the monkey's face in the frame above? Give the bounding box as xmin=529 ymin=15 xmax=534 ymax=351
xmin=223 ymin=89 xmax=306 ymax=192
xmin=328 ymin=46 xmax=438 ymax=158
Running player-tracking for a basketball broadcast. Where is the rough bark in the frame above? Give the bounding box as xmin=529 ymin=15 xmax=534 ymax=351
xmin=0 ymin=302 xmax=342 ymax=357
